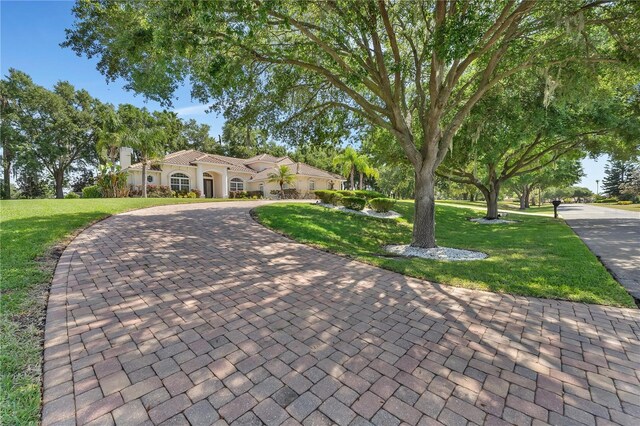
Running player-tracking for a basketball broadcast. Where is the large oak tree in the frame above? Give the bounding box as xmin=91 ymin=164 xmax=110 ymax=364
xmin=64 ymin=0 xmax=639 ymax=246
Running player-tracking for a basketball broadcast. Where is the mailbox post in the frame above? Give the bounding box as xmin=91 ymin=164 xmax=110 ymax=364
xmin=552 ymin=200 xmax=561 ymax=218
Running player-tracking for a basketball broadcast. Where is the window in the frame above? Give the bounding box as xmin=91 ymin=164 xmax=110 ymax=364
xmin=170 ymin=173 xmax=190 ymax=192
xmin=309 ymin=180 xmax=315 ymax=191
xmin=147 ymin=175 xmax=153 ymax=183
xmin=229 ymin=178 xmax=244 ymax=192
xmin=259 ymin=183 xmax=264 ymax=194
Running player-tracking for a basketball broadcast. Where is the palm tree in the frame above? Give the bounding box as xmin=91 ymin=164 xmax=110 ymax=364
xmin=132 ymin=127 xmax=166 ymax=198
xmin=333 ymin=146 xmax=378 ymax=190
xmin=268 ymin=165 xmax=295 ymax=199
xmin=358 ymin=163 xmax=379 ymax=190
xmin=333 ymin=146 xmax=359 ymax=189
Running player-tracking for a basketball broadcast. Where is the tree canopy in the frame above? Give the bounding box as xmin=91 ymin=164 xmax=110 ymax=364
xmin=64 ymin=0 xmax=640 ymax=246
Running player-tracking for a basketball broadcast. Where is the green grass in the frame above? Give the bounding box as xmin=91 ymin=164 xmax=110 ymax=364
xmin=0 ymin=197 xmax=235 ymax=425
xmin=595 ymin=203 xmax=640 ymax=212
xmin=255 ymin=202 xmax=635 ymax=309
xmin=436 ymin=199 xmax=556 ymax=214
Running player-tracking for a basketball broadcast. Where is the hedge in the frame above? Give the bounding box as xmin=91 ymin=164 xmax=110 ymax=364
xmin=82 ymin=185 xmax=102 ymax=198
xmin=353 ymin=190 xmax=385 ymax=200
xmin=369 ymin=197 xmax=397 ymax=213
xmin=341 ymin=196 xmax=367 ymax=211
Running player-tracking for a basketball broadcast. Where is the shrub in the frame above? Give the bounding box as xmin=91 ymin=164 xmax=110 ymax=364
xmin=354 ymin=190 xmax=385 ymax=200
xmin=246 ymin=190 xmax=264 ymax=199
xmin=617 ymin=200 xmax=633 ymax=205
xmin=96 ymin=163 xmax=129 ymax=197
xmin=152 ymin=185 xmax=174 ymax=198
xmin=341 ymin=196 xmax=366 ymax=211
xmin=314 ymin=190 xmax=333 ymax=203
xmin=230 ymin=191 xmax=248 ymax=199
xmin=82 ymin=185 xmax=102 ymax=198
xmin=172 ymin=188 xmax=201 ymax=198
xmin=64 ymin=192 xmax=80 ymax=199
xmin=314 ymin=190 xmax=335 ymax=203
xmin=369 ymin=197 xmax=397 ymax=212
xmin=595 ymin=197 xmax=617 ymax=203
xmin=336 ymin=190 xmax=356 ymax=197
xmin=269 ymin=188 xmax=300 ymax=199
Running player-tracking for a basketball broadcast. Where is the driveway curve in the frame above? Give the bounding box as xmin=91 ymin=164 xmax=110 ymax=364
xmin=43 ymin=202 xmax=640 ymax=426
xmin=560 ymin=204 xmax=640 ymax=300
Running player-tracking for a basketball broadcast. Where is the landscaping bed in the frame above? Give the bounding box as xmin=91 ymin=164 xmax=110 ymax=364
xmin=254 ymin=201 xmax=635 ymax=308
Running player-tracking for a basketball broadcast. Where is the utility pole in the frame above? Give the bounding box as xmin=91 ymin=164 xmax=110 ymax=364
xmin=596 ymin=179 xmax=599 ymax=196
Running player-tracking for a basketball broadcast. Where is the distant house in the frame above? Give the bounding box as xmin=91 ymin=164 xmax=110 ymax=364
xmin=120 ymin=148 xmax=345 ymax=198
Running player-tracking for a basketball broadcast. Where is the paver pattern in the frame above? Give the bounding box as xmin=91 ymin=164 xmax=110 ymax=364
xmin=559 ymin=203 xmax=640 ymax=300
xmin=43 ymin=202 xmax=640 ymax=425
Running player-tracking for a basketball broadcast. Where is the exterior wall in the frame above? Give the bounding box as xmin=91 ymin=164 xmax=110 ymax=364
xmin=127 ymin=165 xmax=197 ymax=190
xmin=250 ymin=176 xmax=339 ymax=198
xmin=126 ymin=160 xmax=342 ymax=198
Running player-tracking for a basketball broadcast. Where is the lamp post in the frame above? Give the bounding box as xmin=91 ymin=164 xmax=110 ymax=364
xmin=596 ymin=179 xmax=599 ymax=196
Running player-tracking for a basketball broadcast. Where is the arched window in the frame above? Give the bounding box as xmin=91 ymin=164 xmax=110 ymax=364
xmin=170 ymin=173 xmax=190 ymax=192
xmin=309 ymin=180 xmax=315 ymax=191
xmin=259 ymin=183 xmax=264 ymax=194
xmin=229 ymin=178 xmax=244 ymax=192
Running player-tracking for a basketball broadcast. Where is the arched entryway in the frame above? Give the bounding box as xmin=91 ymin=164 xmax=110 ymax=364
xmin=202 ymin=170 xmax=225 ymax=198
xmin=203 ymin=172 xmax=214 ymax=198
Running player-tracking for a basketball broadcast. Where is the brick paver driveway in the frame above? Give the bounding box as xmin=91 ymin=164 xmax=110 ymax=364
xmin=43 ymin=202 xmax=640 ymax=426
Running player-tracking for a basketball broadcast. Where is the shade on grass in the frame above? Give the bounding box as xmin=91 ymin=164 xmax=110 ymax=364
xmin=255 ymin=202 xmax=634 ymax=308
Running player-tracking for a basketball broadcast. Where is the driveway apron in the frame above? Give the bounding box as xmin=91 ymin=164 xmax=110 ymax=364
xmin=42 ymin=202 xmax=640 ymax=425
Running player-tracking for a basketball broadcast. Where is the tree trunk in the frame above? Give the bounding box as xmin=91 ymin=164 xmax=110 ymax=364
xmin=350 ymin=165 xmax=355 ymax=190
xmin=359 ymin=172 xmax=364 ymax=190
xmin=2 ymin=148 xmax=11 ymax=199
xmin=142 ymin=161 xmax=148 ymax=198
xmin=411 ymin=170 xmax=437 ymax=248
xmin=280 ymin=182 xmax=284 ymax=199
xmin=54 ymin=169 xmax=64 ymax=199
xmin=485 ymin=183 xmax=501 ymax=219
xmin=519 ymin=184 xmax=529 ymax=210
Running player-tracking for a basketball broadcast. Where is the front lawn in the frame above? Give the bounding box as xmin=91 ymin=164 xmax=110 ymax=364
xmin=0 ymin=198 xmax=233 ymax=425
xmin=436 ymin=199 xmax=555 ymax=214
xmin=254 ymin=202 xmax=634 ymax=308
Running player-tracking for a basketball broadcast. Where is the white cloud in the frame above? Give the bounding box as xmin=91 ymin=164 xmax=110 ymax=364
xmin=173 ymin=104 xmax=211 ymax=117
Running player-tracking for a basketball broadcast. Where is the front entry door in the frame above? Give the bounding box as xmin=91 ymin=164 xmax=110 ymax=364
xmin=204 ymin=179 xmax=214 ymax=198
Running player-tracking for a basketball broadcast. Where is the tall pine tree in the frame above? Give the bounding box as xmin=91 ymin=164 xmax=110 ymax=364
xmin=602 ymin=160 xmax=632 ymax=197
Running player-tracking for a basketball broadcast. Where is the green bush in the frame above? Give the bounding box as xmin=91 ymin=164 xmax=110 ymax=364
xmin=82 ymin=185 xmax=102 ymax=198
xmin=369 ymin=197 xmax=397 ymax=212
xmin=341 ymin=196 xmax=366 ymax=211
xmin=64 ymin=192 xmax=80 ymax=199
xmin=617 ymin=200 xmax=633 ymax=205
xmin=314 ymin=190 xmax=335 ymax=203
xmin=337 ymin=190 xmax=356 ymax=197
xmin=354 ymin=190 xmax=385 ymax=200
xmin=595 ymin=197 xmax=617 ymax=203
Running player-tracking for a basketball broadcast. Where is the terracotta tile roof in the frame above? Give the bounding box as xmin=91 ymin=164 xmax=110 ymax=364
xmin=250 ymin=162 xmax=344 ymax=181
xmin=129 ymin=150 xmax=255 ymax=173
xmin=128 ymin=150 xmax=344 ymax=180
xmin=243 ymin=154 xmax=283 ymax=164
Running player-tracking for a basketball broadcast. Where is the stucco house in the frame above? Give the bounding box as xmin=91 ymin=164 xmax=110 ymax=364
xmin=120 ymin=148 xmax=345 ymax=198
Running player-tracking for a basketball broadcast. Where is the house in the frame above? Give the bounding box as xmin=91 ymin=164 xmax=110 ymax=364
xmin=120 ymin=148 xmax=345 ymax=198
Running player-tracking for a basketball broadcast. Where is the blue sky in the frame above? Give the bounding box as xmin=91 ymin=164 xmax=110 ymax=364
xmin=0 ymin=0 xmax=223 ymax=133
xmin=1 ymin=0 xmax=605 ymax=192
